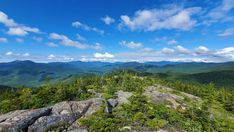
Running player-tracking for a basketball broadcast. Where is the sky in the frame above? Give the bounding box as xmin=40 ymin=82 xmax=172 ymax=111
xmin=0 ymin=0 xmax=234 ymax=62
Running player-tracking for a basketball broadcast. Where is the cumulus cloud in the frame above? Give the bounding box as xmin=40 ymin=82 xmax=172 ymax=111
xmin=175 ymin=45 xmax=191 ymax=54
xmin=48 ymin=54 xmax=75 ymax=61
xmin=0 ymin=12 xmax=17 ymax=27
xmin=120 ymin=40 xmax=143 ymax=49
xmin=49 ymin=33 xmax=102 ymax=50
xmin=119 ymin=6 xmax=201 ymax=31
xmin=48 ymin=54 xmax=56 ymax=60
xmin=79 ymin=52 xmax=115 ymax=62
xmin=4 ymin=51 xmax=30 ymax=58
xmin=46 ymin=42 xmax=58 ymax=47
xmin=161 ymin=47 xmax=174 ymax=54
xmin=195 ymin=46 xmax=209 ymax=54
xmin=2 ymin=45 xmax=234 ymax=62
xmin=167 ymin=39 xmax=178 ymax=45
xmin=0 ymin=11 xmax=40 ymax=36
xmin=5 ymin=51 xmax=13 ymax=56
xmin=72 ymin=21 xmax=104 ymax=34
xmin=2 ymin=52 xmax=76 ymax=62
xmin=218 ymin=28 xmax=234 ymax=36
xmin=113 ymin=45 xmax=234 ymax=62
xmin=22 ymin=53 xmax=30 ymax=57
xmin=216 ymin=47 xmax=234 ymax=59
xmin=0 ymin=37 xmax=7 ymax=43
xmin=94 ymin=52 xmax=114 ymax=59
xmin=153 ymin=37 xmax=179 ymax=46
xmin=7 ymin=27 xmax=28 ymax=36
xmin=49 ymin=33 xmax=86 ymax=49
xmin=16 ymin=38 xmax=24 ymax=43
xmin=113 ymin=47 xmax=221 ymax=62
xmin=101 ymin=16 xmax=115 ymax=25
xmin=142 ymin=48 xmax=154 ymax=52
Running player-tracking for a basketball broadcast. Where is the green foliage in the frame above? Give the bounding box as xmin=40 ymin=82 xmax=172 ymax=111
xmin=79 ymin=93 xmax=232 ymax=131
xmin=181 ymin=70 xmax=234 ymax=89
xmin=0 ymin=70 xmax=233 ymax=131
xmin=1 ymin=61 xmax=234 ymax=88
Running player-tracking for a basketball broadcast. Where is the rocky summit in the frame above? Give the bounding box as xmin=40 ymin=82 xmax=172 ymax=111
xmin=0 ymin=98 xmax=103 ymax=132
xmin=0 ymin=84 xmax=209 ymax=132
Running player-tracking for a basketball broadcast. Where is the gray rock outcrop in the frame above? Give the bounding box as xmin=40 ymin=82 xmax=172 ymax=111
xmin=0 ymin=98 xmax=103 ymax=132
xmin=0 ymin=108 xmax=51 ymax=132
xmin=0 ymin=84 xmax=202 ymax=132
xmin=116 ymin=90 xmax=133 ymax=104
xmin=144 ymin=85 xmax=201 ymax=109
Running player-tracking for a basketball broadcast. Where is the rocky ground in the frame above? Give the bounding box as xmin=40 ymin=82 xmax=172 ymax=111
xmin=0 ymin=84 xmax=203 ymax=132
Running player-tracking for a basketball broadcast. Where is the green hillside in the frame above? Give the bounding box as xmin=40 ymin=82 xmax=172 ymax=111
xmin=0 ymin=61 xmax=234 ymax=88
xmin=179 ymin=70 xmax=234 ymax=89
xmin=147 ymin=62 xmax=234 ymax=74
xmin=0 ymin=70 xmax=233 ymax=131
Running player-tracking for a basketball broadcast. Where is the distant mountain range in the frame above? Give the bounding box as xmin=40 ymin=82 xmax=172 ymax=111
xmin=0 ymin=60 xmax=234 ymax=87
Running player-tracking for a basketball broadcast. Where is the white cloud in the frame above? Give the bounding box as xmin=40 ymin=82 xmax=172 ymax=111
xmin=175 ymin=45 xmax=191 ymax=54
xmin=47 ymin=54 xmax=74 ymax=61
xmin=92 ymin=43 xmax=103 ymax=50
xmin=46 ymin=42 xmax=58 ymax=47
xmin=161 ymin=47 xmax=174 ymax=54
xmin=76 ymin=34 xmax=86 ymax=41
xmin=80 ymin=55 xmax=116 ymax=62
xmin=0 ymin=37 xmax=7 ymax=43
xmin=216 ymin=47 xmax=234 ymax=59
xmin=22 ymin=53 xmax=30 ymax=57
xmin=0 ymin=11 xmax=41 ymax=36
xmin=113 ymin=44 xmax=234 ymax=62
xmin=195 ymin=46 xmax=209 ymax=54
xmin=222 ymin=0 xmax=234 ymax=11
xmin=119 ymin=6 xmax=201 ymax=31
xmin=6 ymin=26 xmax=39 ymax=36
xmin=16 ymin=38 xmax=23 ymax=43
xmin=167 ymin=39 xmax=178 ymax=45
xmin=142 ymin=48 xmax=154 ymax=52
xmin=154 ymin=37 xmax=178 ymax=45
xmin=94 ymin=52 xmax=114 ymax=59
xmin=0 ymin=11 xmax=17 ymax=27
xmin=49 ymin=33 xmax=102 ymax=50
xmin=49 ymin=33 xmax=67 ymax=40
xmin=32 ymin=36 xmax=43 ymax=42
xmin=62 ymin=56 xmax=74 ymax=61
xmin=72 ymin=21 xmax=104 ymax=34
xmin=218 ymin=28 xmax=234 ymax=36
xmin=101 ymin=16 xmax=115 ymax=25
xmin=154 ymin=37 xmax=168 ymax=42
xmin=49 ymin=33 xmax=86 ymax=49
xmin=7 ymin=27 xmax=28 ymax=36
xmin=4 ymin=51 xmax=29 ymax=58
xmin=5 ymin=51 xmax=13 ymax=56
xmin=48 ymin=54 xmax=56 ymax=60
xmin=208 ymin=0 xmax=234 ymax=21
xmin=120 ymin=40 xmax=143 ymax=49
xmin=2 ymin=46 xmax=234 ymax=62
xmin=21 ymin=26 xmax=40 ymax=33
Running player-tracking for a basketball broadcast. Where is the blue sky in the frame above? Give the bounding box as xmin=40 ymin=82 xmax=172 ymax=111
xmin=0 ymin=0 xmax=234 ymax=62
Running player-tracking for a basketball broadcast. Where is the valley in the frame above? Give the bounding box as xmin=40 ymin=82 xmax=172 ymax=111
xmin=0 ymin=61 xmax=234 ymax=89
xmin=0 ymin=70 xmax=233 ymax=131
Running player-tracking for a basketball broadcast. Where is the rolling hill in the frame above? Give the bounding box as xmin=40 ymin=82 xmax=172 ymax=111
xmin=179 ymin=70 xmax=234 ymax=89
xmin=0 ymin=60 xmax=233 ymax=87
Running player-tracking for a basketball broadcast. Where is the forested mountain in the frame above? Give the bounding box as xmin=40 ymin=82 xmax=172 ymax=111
xmin=179 ymin=70 xmax=234 ymax=89
xmin=0 ymin=60 xmax=234 ymax=88
xmin=0 ymin=70 xmax=233 ymax=131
